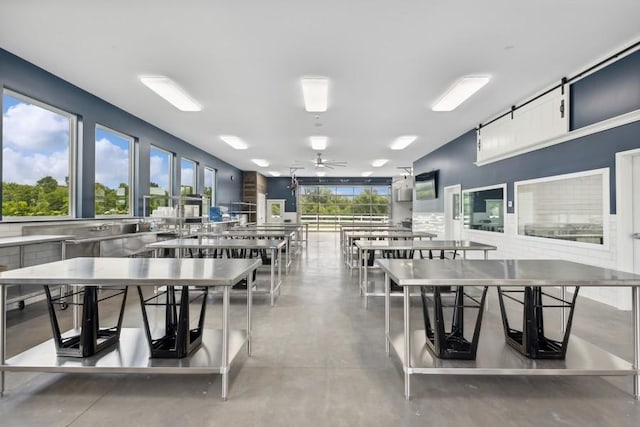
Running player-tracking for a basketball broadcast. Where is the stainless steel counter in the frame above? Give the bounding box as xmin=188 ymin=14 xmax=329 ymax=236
xmin=0 ymin=257 xmax=260 ymax=400
xmin=343 ymin=230 xmax=437 ymax=269
xmin=375 ymin=258 xmax=640 ymax=400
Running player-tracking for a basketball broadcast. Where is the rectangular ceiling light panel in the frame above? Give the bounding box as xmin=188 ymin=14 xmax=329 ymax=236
xmin=139 ymin=76 xmax=202 ymax=111
xmin=361 ymin=171 xmax=373 ymax=177
xmin=432 ymin=76 xmax=490 ymax=111
xmin=390 ymin=135 xmax=417 ymax=150
xmin=316 ymin=171 xmax=326 ymax=177
xmin=268 ymin=171 xmax=281 ymax=177
xmin=371 ymin=159 xmax=388 ymax=167
xmin=220 ymin=135 xmax=248 ymax=150
xmin=310 ymin=136 xmax=328 ymax=150
xmin=252 ymin=159 xmax=270 ymax=167
xmin=301 ymin=77 xmax=329 ymax=112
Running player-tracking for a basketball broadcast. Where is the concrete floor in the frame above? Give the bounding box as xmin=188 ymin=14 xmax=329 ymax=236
xmin=1 ymin=232 xmax=639 ymax=426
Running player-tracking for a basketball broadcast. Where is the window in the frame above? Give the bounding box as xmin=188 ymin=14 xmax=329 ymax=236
xmin=299 ymin=185 xmax=391 ymax=231
xmin=2 ymin=90 xmax=76 ymax=219
xmin=515 ymin=169 xmax=607 ymax=245
xmin=95 ymin=125 xmax=133 ymax=216
xmin=204 ymin=167 xmax=216 ymax=207
xmin=463 ymin=184 xmax=505 ymax=233
xmin=180 ymin=158 xmax=196 ymax=195
xmin=149 ymin=146 xmax=173 ymax=209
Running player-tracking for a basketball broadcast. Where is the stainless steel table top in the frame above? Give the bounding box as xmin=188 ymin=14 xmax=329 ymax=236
xmin=355 ymin=240 xmax=496 ymax=251
xmin=0 ymin=257 xmax=261 ymax=287
xmin=148 ymin=237 xmax=286 ymax=250
xmin=375 ymin=259 xmax=640 ymax=287
xmin=345 ymin=231 xmax=437 ymax=238
xmin=0 ymin=234 xmax=73 ymax=248
xmin=206 ymin=230 xmax=295 ymax=238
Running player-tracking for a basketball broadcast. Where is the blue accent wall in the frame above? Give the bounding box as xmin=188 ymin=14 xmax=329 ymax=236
xmin=570 ymin=49 xmax=640 ymax=130
xmin=414 ymin=47 xmax=640 ymax=215
xmin=0 ymin=48 xmax=243 ymax=218
xmin=266 ymin=177 xmax=297 ymax=212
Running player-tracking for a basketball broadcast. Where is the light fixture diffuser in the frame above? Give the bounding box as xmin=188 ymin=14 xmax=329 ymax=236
xmin=361 ymin=171 xmax=373 ymax=177
xmin=219 ymin=135 xmax=248 ymax=150
xmin=390 ymin=135 xmax=417 ymax=150
xmin=432 ymin=75 xmax=490 ymax=111
xmin=310 ymin=136 xmax=328 ymax=150
xmin=268 ymin=171 xmax=281 ymax=177
xmin=139 ymin=76 xmax=202 ymax=111
xmin=251 ymin=159 xmax=270 ymax=167
xmin=301 ymin=77 xmax=329 ymax=112
xmin=371 ymin=159 xmax=388 ymax=167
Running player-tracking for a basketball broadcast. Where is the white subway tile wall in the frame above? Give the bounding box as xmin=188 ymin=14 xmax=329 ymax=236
xmin=413 ymin=212 xmax=628 ymax=310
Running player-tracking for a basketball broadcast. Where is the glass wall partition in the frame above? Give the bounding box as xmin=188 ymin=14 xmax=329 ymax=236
xmin=515 ymin=169 xmax=607 ymax=245
xmin=462 ymin=184 xmax=505 ymax=233
xmin=299 ymin=185 xmax=390 ymax=231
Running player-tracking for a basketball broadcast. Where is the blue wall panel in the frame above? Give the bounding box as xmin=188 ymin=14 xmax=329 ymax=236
xmin=266 ymin=177 xmax=297 ymax=212
xmin=570 ymin=49 xmax=640 ymax=130
xmin=0 ymin=48 xmax=243 ymax=218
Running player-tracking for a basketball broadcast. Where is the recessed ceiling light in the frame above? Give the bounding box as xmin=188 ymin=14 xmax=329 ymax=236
xmin=316 ymin=171 xmax=326 ymax=177
xmin=361 ymin=171 xmax=373 ymax=177
xmin=268 ymin=171 xmax=281 ymax=177
xmin=310 ymin=136 xmax=328 ymax=150
xmin=252 ymin=159 xmax=269 ymax=167
xmin=390 ymin=135 xmax=417 ymax=150
xmin=371 ymin=159 xmax=388 ymax=167
xmin=139 ymin=76 xmax=202 ymax=111
xmin=432 ymin=75 xmax=491 ymax=112
xmin=219 ymin=135 xmax=248 ymax=150
xmin=301 ymin=77 xmax=329 ymax=112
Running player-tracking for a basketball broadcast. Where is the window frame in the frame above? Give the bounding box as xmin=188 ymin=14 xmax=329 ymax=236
xmin=514 ymin=168 xmax=610 ymax=249
xmin=462 ymin=183 xmax=507 ymax=234
xmin=204 ymin=166 xmax=216 ymax=207
xmin=180 ymin=157 xmax=197 ymax=196
xmin=2 ymin=88 xmax=78 ymax=220
xmin=94 ymin=124 xmax=135 ymax=217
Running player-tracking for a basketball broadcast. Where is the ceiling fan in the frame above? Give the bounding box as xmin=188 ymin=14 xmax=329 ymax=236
xmin=312 ymin=152 xmax=347 ymax=169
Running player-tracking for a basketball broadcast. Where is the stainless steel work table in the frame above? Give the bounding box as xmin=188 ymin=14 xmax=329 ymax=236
xmin=344 ymin=230 xmax=437 ymax=269
xmin=356 ymin=240 xmax=497 ymax=307
xmin=205 ymin=230 xmax=296 ymax=270
xmin=0 ymin=234 xmax=72 ymax=309
xmin=147 ymin=237 xmax=285 ymax=306
xmin=376 ymin=258 xmax=640 ymax=400
xmin=339 ymin=226 xmax=406 ymax=260
xmin=236 ymin=223 xmax=309 ymax=249
xmin=0 ymin=257 xmax=261 ymax=400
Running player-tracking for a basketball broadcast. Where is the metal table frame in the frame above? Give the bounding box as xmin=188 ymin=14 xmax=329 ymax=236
xmin=344 ymin=231 xmax=437 ymax=269
xmin=236 ymin=223 xmax=309 ymax=249
xmin=147 ymin=237 xmax=285 ymax=306
xmin=0 ymin=257 xmax=260 ymax=400
xmin=357 ymin=240 xmax=497 ymax=308
xmin=339 ymin=226 xmax=406 ymax=261
xmin=377 ymin=258 xmax=640 ymax=400
xmin=205 ymin=230 xmax=296 ymax=271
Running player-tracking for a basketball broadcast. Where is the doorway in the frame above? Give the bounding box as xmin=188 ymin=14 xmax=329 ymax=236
xmin=616 ymin=148 xmax=640 ymax=275
xmin=444 ymin=184 xmax=462 ymax=240
xmin=266 ymin=199 xmax=285 ymax=223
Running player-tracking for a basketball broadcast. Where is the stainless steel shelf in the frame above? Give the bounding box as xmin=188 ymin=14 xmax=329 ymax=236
xmin=388 ymin=329 xmax=634 ymax=375
xmin=3 ymin=328 xmax=248 ymax=374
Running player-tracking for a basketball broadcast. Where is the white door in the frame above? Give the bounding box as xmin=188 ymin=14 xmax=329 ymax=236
xmin=257 ymin=193 xmax=266 ymax=225
xmin=444 ymin=185 xmax=462 ymax=240
xmin=266 ymin=199 xmax=285 ymax=223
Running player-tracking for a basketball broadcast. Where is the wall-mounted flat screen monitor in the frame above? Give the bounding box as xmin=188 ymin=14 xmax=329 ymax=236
xmin=415 ymin=171 xmax=438 ymax=200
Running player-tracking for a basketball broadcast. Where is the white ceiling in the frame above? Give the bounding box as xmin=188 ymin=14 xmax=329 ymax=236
xmin=1 ymin=1 xmax=639 ymax=177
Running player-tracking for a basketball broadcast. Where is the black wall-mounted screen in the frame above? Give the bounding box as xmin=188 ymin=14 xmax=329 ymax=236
xmin=415 ymin=170 xmax=438 ymax=200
